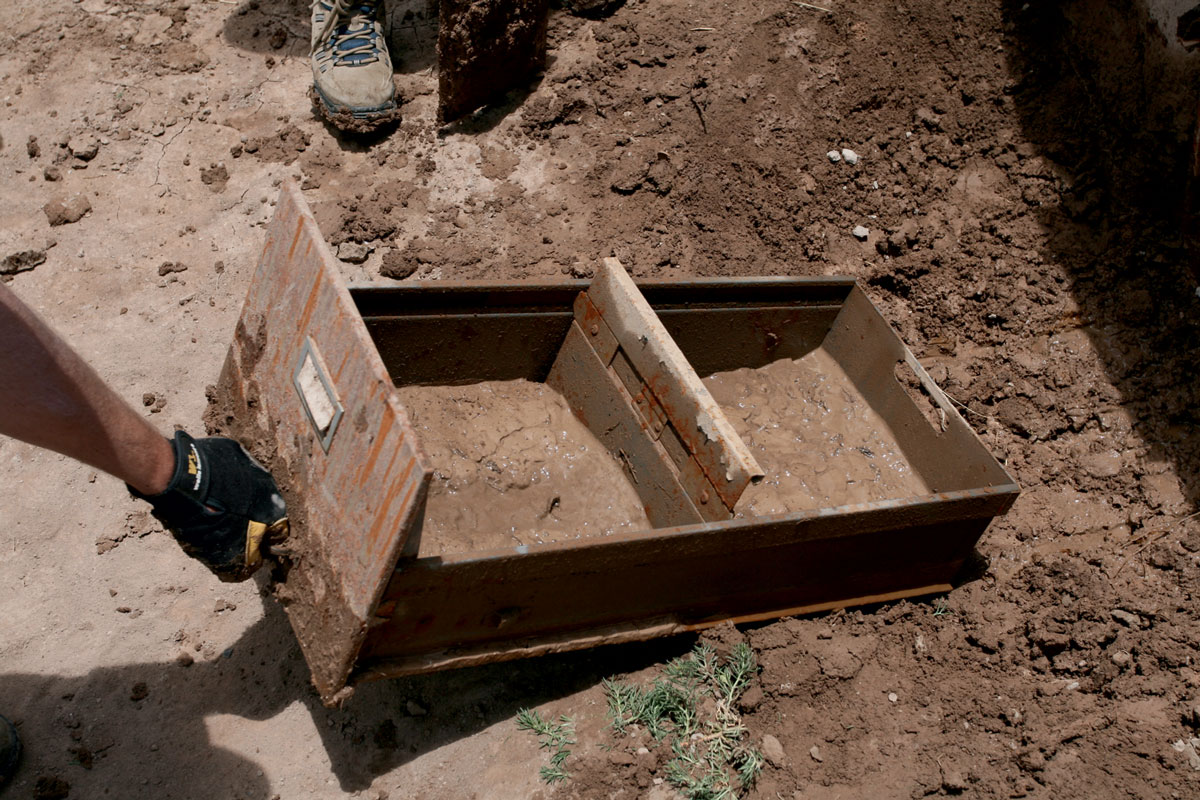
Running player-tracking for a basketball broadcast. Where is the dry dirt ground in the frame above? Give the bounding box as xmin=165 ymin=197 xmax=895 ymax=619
xmin=2 ymin=0 xmax=1200 ymax=798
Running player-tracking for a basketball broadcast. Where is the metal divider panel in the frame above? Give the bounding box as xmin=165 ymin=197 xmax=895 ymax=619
xmin=584 ymin=258 xmax=764 ymax=512
xmin=547 ymin=321 xmax=706 ymax=528
xmin=227 ymin=180 xmax=431 ymax=702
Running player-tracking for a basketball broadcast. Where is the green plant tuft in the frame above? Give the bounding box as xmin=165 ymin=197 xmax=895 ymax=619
xmin=516 ymin=708 xmax=576 ymax=785
xmin=603 ymin=641 xmax=763 ymax=799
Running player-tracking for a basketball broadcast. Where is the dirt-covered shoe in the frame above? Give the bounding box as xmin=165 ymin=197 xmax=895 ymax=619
xmin=0 ymin=714 xmax=20 ymax=788
xmin=310 ymin=0 xmax=399 ymax=126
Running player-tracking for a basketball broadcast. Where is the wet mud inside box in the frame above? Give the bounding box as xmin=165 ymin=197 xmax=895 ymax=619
xmin=396 ymin=378 xmax=650 ymax=555
xmin=705 ymin=348 xmax=931 ymax=516
xmin=395 ymin=344 xmax=932 ymax=559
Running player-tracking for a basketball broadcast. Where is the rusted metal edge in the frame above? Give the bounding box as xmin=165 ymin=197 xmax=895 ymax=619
xmin=220 ymin=181 xmax=433 ymax=703
xmin=823 ymin=287 xmax=1019 ymax=493
xmin=383 ymin=484 xmax=1019 ymax=567
xmin=350 ymin=276 xmax=858 ymax=315
xmin=350 ymin=583 xmax=954 ymax=683
xmin=584 ymin=258 xmax=764 ymax=511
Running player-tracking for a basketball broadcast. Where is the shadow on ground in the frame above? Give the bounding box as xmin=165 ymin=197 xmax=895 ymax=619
xmin=1002 ymin=0 xmax=1200 ymax=509
xmin=0 ymin=594 xmax=691 ymax=798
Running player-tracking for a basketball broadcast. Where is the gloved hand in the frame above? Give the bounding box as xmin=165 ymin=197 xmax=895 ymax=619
xmin=130 ymin=431 xmax=288 ymax=582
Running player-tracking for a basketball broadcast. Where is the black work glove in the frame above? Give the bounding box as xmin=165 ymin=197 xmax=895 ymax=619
xmin=130 ymin=431 xmax=288 ymax=582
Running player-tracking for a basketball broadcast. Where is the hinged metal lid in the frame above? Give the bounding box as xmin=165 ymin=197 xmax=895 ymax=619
xmin=216 ymin=181 xmax=431 ymax=700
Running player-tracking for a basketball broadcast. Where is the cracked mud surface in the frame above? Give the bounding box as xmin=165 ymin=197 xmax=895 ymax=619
xmin=1 ymin=1 xmax=1199 ymax=799
xmin=707 ymin=349 xmax=931 ymax=516
xmin=396 ymin=379 xmax=650 ymax=555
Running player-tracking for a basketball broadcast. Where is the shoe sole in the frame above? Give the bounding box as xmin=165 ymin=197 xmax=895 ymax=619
xmin=310 ymin=85 xmax=403 ymax=133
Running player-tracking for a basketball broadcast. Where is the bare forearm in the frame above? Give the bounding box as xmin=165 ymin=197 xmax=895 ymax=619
xmin=0 ymin=283 xmax=173 ymax=494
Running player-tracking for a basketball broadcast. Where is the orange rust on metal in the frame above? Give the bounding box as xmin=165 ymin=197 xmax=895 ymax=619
xmin=574 ymin=292 xmax=619 ymax=363
xmin=584 ymin=258 xmax=764 ymax=511
xmin=215 ymin=181 xmax=431 ymax=703
xmin=287 ymin=217 xmax=303 ymax=260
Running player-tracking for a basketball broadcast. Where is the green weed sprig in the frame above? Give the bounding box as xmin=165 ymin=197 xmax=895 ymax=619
xmin=516 ymin=708 xmax=576 ymax=784
xmin=604 ymin=641 xmax=764 ymax=799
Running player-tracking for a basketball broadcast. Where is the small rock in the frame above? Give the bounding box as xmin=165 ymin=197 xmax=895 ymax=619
xmin=199 ymin=162 xmax=229 ymax=191
xmin=809 ymin=745 xmax=823 ymax=762
xmin=941 ymin=764 xmax=968 ymax=794
xmin=176 ymin=651 xmax=194 ymax=667
xmin=26 ymin=135 xmax=40 ymax=158
xmin=738 ymin=685 xmax=764 ymax=712
xmin=1082 ymin=451 xmax=1122 ymax=479
xmin=852 ymin=225 xmax=869 ymax=240
xmin=116 ymin=606 xmax=132 ymax=614
xmin=337 ymin=241 xmax=373 ymax=264
xmin=130 ymin=682 xmax=149 ymax=701
xmin=380 ymin=249 xmax=418 ymax=280
xmin=1142 ymin=472 xmax=1186 ymax=511
xmin=43 ymin=165 xmax=62 ymax=181
xmin=33 ymin=776 xmax=71 ymax=800
xmin=1 ymin=248 xmax=47 ymax=277
xmin=1111 ymin=609 xmax=1141 ymax=628
xmin=43 ymin=193 xmax=92 ymax=226
xmin=1110 ymin=650 xmax=1132 ymax=668
xmin=608 ymin=750 xmax=636 ymax=767
xmin=214 ymin=599 xmax=237 ymax=613
xmin=406 ymin=700 xmax=427 ymax=716
xmin=95 ymin=534 xmax=124 ymax=555
xmin=761 ymin=734 xmax=785 ymax=767
xmin=840 ymin=148 xmax=859 ymax=165
xmin=568 ymin=261 xmax=595 ymax=279
xmin=826 ymin=150 xmax=841 ymax=163
xmin=887 ymin=692 xmax=899 ymax=703
xmin=157 ymin=261 xmax=187 ymax=276
xmin=610 ymin=157 xmax=648 ymax=194
xmin=68 ymin=134 xmax=100 ymax=161
xmin=1171 ymin=738 xmax=1200 ymax=771
xmin=1185 ymin=702 xmax=1200 ymax=729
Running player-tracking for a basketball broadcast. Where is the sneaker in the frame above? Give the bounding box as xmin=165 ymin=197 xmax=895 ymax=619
xmin=310 ymin=0 xmax=399 ymax=122
xmin=0 ymin=714 xmax=20 ymax=788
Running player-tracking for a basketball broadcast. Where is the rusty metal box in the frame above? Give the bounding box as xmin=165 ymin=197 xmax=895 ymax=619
xmin=211 ymin=183 xmax=1018 ymax=704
